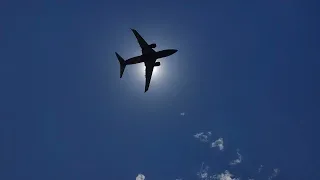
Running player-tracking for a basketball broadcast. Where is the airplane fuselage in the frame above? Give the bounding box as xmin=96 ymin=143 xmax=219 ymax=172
xmin=125 ymin=49 xmax=177 ymax=65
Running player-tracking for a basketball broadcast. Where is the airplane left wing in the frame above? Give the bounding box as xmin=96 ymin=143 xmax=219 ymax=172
xmin=144 ymin=62 xmax=155 ymax=92
xmin=131 ymin=28 xmax=150 ymax=50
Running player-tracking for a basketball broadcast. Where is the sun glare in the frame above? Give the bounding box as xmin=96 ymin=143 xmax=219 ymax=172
xmin=136 ymin=62 xmax=162 ymax=80
xmin=121 ymin=31 xmax=180 ymax=93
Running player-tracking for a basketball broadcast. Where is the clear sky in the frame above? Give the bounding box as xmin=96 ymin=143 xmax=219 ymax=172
xmin=1 ymin=0 xmax=319 ymax=180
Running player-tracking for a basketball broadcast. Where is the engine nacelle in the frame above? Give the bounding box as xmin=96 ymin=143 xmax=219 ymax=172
xmin=149 ymin=43 xmax=156 ymax=48
xmin=154 ymin=62 xmax=160 ymax=66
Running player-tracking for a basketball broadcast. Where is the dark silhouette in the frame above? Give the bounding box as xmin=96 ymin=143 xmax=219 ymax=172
xmin=115 ymin=29 xmax=178 ymax=92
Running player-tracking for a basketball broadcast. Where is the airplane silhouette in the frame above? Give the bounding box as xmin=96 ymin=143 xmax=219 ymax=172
xmin=115 ymin=29 xmax=178 ymax=92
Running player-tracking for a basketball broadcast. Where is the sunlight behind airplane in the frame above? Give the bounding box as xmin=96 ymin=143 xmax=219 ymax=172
xmin=115 ymin=28 xmax=178 ymax=92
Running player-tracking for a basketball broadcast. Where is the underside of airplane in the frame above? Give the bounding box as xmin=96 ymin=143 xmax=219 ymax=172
xmin=115 ymin=29 xmax=178 ymax=92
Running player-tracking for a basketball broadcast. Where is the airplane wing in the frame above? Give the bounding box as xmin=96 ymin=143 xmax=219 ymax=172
xmin=144 ymin=62 xmax=155 ymax=92
xmin=131 ymin=28 xmax=150 ymax=50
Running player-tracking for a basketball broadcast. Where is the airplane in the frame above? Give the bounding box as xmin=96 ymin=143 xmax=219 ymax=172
xmin=115 ymin=28 xmax=178 ymax=92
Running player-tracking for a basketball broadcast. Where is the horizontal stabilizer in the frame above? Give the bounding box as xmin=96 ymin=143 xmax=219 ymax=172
xmin=115 ymin=52 xmax=126 ymax=78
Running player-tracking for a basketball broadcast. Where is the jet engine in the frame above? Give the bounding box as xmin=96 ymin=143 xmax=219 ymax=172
xmin=154 ymin=62 xmax=160 ymax=66
xmin=149 ymin=43 xmax=156 ymax=48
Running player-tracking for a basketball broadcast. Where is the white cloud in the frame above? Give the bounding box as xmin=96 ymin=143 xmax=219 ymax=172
xmin=193 ymin=134 xmax=280 ymax=180
xmin=197 ymin=162 xmax=240 ymax=180
xmin=180 ymin=112 xmax=185 ymax=116
xmin=229 ymin=149 xmax=242 ymax=166
xmin=194 ymin=132 xmax=204 ymax=139
xmin=136 ymin=174 xmax=145 ymax=180
xmin=197 ymin=162 xmax=210 ymax=180
xmin=211 ymin=138 xmax=224 ymax=151
xmin=194 ymin=132 xmax=212 ymax=143
xmin=258 ymin=165 xmax=263 ymax=173
xmin=212 ymin=170 xmax=240 ymax=180
xmin=268 ymin=168 xmax=280 ymax=180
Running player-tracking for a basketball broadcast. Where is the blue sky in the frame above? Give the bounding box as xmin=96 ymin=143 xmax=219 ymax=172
xmin=1 ymin=0 xmax=319 ymax=180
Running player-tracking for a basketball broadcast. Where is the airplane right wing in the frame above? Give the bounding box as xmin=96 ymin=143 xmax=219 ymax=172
xmin=131 ymin=28 xmax=150 ymax=50
xmin=144 ymin=62 xmax=155 ymax=92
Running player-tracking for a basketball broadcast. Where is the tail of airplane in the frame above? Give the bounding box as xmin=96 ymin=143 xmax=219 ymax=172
xmin=115 ymin=52 xmax=126 ymax=78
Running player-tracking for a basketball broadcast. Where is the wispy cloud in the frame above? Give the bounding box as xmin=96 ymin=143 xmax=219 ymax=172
xmin=194 ymin=132 xmax=212 ymax=143
xmin=258 ymin=165 xmax=263 ymax=173
xmin=229 ymin=149 xmax=242 ymax=166
xmin=197 ymin=162 xmax=210 ymax=180
xmin=136 ymin=174 xmax=145 ymax=180
xmin=193 ymin=132 xmax=280 ymax=180
xmin=212 ymin=170 xmax=240 ymax=180
xmin=268 ymin=168 xmax=280 ymax=180
xmin=211 ymin=138 xmax=224 ymax=151
xmin=197 ymin=162 xmax=240 ymax=180
xmin=180 ymin=112 xmax=185 ymax=116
